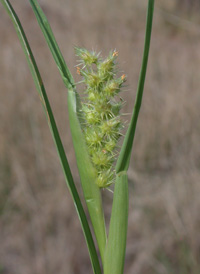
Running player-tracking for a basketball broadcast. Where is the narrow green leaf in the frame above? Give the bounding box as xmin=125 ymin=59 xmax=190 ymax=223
xmin=116 ymin=0 xmax=154 ymax=173
xmin=28 ymin=0 xmax=107 ymax=262
xmin=105 ymin=2 xmax=155 ymax=272
xmin=29 ymin=0 xmax=75 ymax=90
xmin=104 ymin=172 xmax=128 ymax=274
xmin=0 ymin=1 xmax=101 ymax=273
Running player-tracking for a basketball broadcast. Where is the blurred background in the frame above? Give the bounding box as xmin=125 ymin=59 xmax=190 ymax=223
xmin=0 ymin=0 xmax=200 ymax=273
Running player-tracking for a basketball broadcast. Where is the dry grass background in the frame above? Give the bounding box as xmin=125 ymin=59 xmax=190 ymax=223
xmin=0 ymin=0 xmax=200 ymax=273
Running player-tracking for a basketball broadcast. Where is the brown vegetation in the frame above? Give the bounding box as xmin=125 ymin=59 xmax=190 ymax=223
xmin=0 ymin=0 xmax=200 ymax=273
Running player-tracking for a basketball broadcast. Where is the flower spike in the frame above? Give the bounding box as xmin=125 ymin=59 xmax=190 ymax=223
xmin=76 ymin=47 xmax=126 ymax=188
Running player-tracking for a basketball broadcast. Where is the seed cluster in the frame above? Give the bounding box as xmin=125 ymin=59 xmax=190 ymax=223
xmin=75 ymin=47 xmax=126 ymax=188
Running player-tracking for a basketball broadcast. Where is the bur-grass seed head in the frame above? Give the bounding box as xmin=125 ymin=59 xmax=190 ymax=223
xmin=75 ymin=47 xmax=126 ymax=188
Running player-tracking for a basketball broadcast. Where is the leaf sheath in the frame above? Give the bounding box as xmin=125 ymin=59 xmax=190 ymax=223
xmin=104 ymin=172 xmax=128 ymax=274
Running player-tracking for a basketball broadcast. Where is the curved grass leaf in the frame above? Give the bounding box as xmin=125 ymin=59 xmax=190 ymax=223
xmin=0 ymin=1 xmax=101 ymax=273
xmin=28 ymin=0 xmax=75 ymax=90
xmin=104 ymin=1 xmax=155 ymax=273
xmin=28 ymin=0 xmax=107 ymax=262
xmin=116 ymin=0 xmax=155 ymax=173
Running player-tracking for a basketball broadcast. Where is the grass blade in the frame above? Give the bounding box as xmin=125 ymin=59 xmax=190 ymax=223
xmin=28 ymin=0 xmax=107 ymax=261
xmin=28 ymin=0 xmax=74 ymax=90
xmin=105 ymin=2 xmax=154 ymax=272
xmin=116 ymin=0 xmax=154 ymax=173
xmin=0 ymin=1 xmax=101 ymax=273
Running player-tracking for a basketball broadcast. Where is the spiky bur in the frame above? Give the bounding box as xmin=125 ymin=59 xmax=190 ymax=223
xmin=75 ymin=47 xmax=126 ymax=188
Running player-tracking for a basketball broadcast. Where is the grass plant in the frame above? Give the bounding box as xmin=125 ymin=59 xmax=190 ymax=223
xmin=0 ymin=0 xmax=154 ymax=273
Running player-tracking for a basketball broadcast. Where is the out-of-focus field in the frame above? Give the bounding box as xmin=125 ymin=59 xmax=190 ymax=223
xmin=0 ymin=0 xmax=200 ymax=273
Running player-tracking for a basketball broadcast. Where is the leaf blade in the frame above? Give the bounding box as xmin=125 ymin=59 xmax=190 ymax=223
xmin=116 ymin=0 xmax=154 ymax=173
xmin=29 ymin=0 xmax=75 ymax=90
xmin=0 ymin=1 xmax=101 ymax=273
xmin=105 ymin=2 xmax=155 ymax=273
